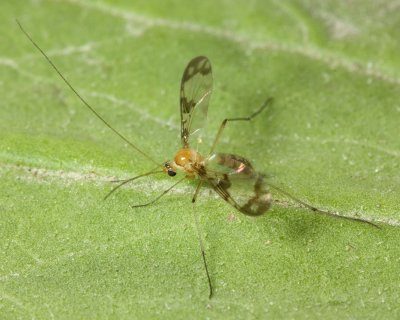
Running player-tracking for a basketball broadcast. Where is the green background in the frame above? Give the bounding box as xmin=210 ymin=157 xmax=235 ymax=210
xmin=1 ymin=0 xmax=399 ymax=319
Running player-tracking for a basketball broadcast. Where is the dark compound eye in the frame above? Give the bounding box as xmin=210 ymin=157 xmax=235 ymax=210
xmin=167 ymin=169 xmax=176 ymax=177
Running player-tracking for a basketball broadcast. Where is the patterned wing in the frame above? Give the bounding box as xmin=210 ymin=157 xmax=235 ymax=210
xmin=180 ymin=56 xmax=213 ymax=148
xmin=202 ymin=153 xmax=272 ymax=216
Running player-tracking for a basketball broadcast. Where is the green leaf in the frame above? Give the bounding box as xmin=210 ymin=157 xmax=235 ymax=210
xmin=1 ymin=1 xmax=400 ymax=319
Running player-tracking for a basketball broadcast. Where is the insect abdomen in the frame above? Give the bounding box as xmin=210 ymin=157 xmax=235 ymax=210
xmin=214 ymin=153 xmax=253 ymax=175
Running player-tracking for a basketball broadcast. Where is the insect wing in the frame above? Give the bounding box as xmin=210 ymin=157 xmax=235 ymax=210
xmin=180 ymin=56 xmax=213 ymax=148
xmin=204 ymin=153 xmax=272 ymax=216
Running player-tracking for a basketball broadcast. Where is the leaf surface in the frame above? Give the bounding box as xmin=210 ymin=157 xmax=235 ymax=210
xmin=1 ymin=1 xmax=399 ymax=319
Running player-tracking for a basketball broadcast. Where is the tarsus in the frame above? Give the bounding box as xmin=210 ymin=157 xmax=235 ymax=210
xmin=268 ymin=182 xmax=379 ymax=228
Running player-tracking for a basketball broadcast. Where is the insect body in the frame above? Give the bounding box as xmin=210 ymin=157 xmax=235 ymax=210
xmin=18 ymin=21 xmax=378 ymax=299
xmin=162 ymin=56 xmax=273 ymax=217
xmin=168 ymin=146 xmax=272 ymax=214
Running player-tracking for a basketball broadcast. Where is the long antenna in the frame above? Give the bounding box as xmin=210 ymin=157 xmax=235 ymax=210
xmin=17 ymin=20 xmax=160 ymax=167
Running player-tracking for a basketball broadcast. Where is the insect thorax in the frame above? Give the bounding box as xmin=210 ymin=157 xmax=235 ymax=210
xmin=173 ymin=148 xmax=203 ymax=175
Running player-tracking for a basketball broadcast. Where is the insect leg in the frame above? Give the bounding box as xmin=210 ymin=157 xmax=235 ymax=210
xmin=191 ymin=180 xmax=204 ymax=203
xmin=104 ymin=168 xmax=164 ymax=200
xmin=192 ymin=181 xmax=213 ymax=298
xmin=131 ymin=176 xmax=186 ymax=208
xmin=268 ymin=182 xmax=379 ymax=228
xmin=207 ymin=98 xmax=273 ymax=157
